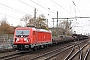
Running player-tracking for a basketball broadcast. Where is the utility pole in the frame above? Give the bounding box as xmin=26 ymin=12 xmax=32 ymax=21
xmin=72 ymin=1 xmax=76 ymax=17
xmin=34 ymin=8 xmax=36 ymax=27
xmin=57 ymin=11 xmax=58 ymax=36
xmin=66 ymin=19 xmax=68 ymax=36
xmin=51 ymin=11 xmax=58 ymax=36
xmin=72 ymin=1 xmax=77 ymax=24
xmin=52 ymin=17 xmax=73 ymax=36
xmin=47 ymin=19 xmax=48 ymax=28
xmin=52 ymin=18 xmax=55 ymax=29
xmin=4 ymin=15 xmax=6 ymax=34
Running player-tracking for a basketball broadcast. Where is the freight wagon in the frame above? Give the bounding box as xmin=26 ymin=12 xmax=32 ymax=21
xmin=52 ymin=35 xmax=74 ymax=44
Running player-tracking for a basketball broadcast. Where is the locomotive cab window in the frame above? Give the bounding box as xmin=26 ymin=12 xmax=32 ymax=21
xmin=16 ymin=30 xmax=30 ymax=36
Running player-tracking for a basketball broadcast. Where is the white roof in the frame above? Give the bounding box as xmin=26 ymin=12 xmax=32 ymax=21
xmin=36 ymin=29 xmax=51 ymax=33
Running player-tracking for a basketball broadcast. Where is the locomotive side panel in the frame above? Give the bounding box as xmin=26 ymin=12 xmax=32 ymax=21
xmin=36 ymin=31 xmax=52 ymax=44
xmin=47 ymin=33 xmax=51 ymax=42
xmin=32 ymin=31 xmax=36 ymax=44
xmin=37 ymin=32 xmax=43 ymax=43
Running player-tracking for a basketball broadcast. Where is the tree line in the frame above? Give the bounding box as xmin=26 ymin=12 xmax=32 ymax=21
xmin=0 ymin=20 xmax=17 ymax=34
xmin=20 ymin=14 xmax=48 ymax=29
xmin=0 ymin=14 xmax=48 ymax=34
xmin=0 ymin=14 xmax=73 ymax=36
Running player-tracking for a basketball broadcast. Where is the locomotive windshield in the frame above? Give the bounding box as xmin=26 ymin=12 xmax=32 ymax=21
xmin=16 ymin=30 xmax=30 ymax=36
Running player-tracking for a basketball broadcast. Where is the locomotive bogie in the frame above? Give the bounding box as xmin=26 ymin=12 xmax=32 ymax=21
xmin=13 ymin=44 xmax=30 ymax=50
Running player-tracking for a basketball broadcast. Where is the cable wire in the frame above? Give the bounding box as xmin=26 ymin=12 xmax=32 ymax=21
xmin=0 ymin=2 xmax=28 ymax=14
xmin=0 ymin=12 xmax=20 ymax=19
xmin=51 ymin=0 xmax=73 ymax=15
xmin=72 ymin=0 xmax=82 ymax=15
xmin=18 ymin=0 xmax=34 ymax=8
xmin=29 ymin=0 xmax=56 ymax=15
xmin=18 ymin=0 xmax=55 ymax=17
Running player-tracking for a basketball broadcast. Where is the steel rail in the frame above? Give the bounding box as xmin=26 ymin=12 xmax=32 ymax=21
xmin=0 ymin=52 xmax=26 ymax=60
xmin=4 ymin=54 xmax=23 ymax=60
xmin=31 ymin=40 xmax=88 ymax=60
xmin=64 ymin=39 xmax=89 ymax=60
xmin=64 ymin=46 xmax=75 ymax=60
xmin=44 ymin=46 xmax=73 ymax=60
xmin=68 ymin=42 xmax=90 ymax=60
xmin=0 ymin=52 xmax=20 ymax=59
xmin=79 ymin=49 xmax=82 ymax=60
xmin=84 ymin=48 xmax=90 ymax=60
xmin=31 ymin=44 xmax=72 ymax=60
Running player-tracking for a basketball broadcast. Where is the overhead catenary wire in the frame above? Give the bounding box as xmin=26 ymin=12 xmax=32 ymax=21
xmin=64 ymin=0 xmax=82 ymax=15
xmin=48 ymin=0 xmax=67 ymax=15
xmin=0 ymin=0 xmax=55 ymax=27
xmin=0 ymin=12 xmax=20 ymax=19
xmin=18 ymin=0 xmax=34 ymax=8
xmin=18 ymin=0 xmax=43 ymax=14
xmin=35 ymin=0 xmax=56 ymax=15
xmin=0 ymin=2 xmax=28 ymax=14
xmin=18 ymin=0 xmax=55 ymax=17
xmin=29 ymin=0 xmax=56 ymax=15
xmin=0 ymin=0 xmax=50 ymax=20
xmin=72 ymin=0 xmax=82 ymax=15
xmin=51 ymin=0 xmax=74 ymax=15
xmin=18 ymin=0 xmax=54 ymax=27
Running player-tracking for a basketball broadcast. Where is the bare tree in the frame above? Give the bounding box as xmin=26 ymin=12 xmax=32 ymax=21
xmin=28 ymin=18 xmax=35 ymax=26
xmin=58 ymin=20 xmax=72 ymax=35
xmin=36 ymin=14 xmax=47 ymax=29
xmin=0 ymin=18 xmax=14 ymax=34
xmin=20 ymin=14 xmax=31 ymax=26
xmin=21 ymin=14 xmax=48 ymax=30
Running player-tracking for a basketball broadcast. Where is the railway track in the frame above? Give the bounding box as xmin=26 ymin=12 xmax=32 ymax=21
xmin=31 ymin=44 xmax=73 ymax=60
xmin=0 ymin=52 xmax=29 ymax=60
xmin=84 ymin=47 xmax=90 ymax=60
xmin=0 ymin=49 xmax=14 ymax=53
xmin=63 ymin=42 xmax=90 ymax=60
xmin=30 ymin=39 xmax=89 ymax=60
xmin=0 ymin=52 xmax=20 ymax=60
xmin=0 ymin=39 xmax=89 ymax=60
xmin=86 ymin=48 xmax=90 ymax=60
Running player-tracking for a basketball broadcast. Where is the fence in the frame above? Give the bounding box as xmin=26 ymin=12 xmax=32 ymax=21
xmin=0 ymin=34 xmax=14 ymax=50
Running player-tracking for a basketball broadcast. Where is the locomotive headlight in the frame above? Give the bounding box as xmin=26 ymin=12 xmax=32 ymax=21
xmin=24 ymin=38 xmax=28 ymax=42
xmin=16 ymin=38 xmax=19 ymax=42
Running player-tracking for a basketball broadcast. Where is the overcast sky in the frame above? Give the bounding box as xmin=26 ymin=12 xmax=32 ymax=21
xmin=0 ymin=0 xmax=90 ymax=34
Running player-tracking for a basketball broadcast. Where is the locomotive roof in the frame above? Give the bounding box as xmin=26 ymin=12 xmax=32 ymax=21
xmin=36 ymin=29 xmax=51 ymax=33
xmin=15 ymin=27 xmax=51 ymax=33
xmin=16 ymin=27 xmax=30 ymax=29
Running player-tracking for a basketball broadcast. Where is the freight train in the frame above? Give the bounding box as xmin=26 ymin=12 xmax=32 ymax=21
xmin=13 ymin=27 xmax=88 ymax=52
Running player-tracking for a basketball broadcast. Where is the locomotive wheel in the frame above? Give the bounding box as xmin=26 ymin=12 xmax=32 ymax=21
xmin=33 ymin=46 xmax=37 ymax=51
xmin=46 ymin=44 xmax=49 ymax=48
xmin=41 ymin=45 xmax=44 ymax=48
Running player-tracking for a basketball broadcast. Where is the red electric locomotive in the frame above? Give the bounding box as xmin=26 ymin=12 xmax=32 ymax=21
xmin=13 ymin=27 xmax=52 ymax=51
